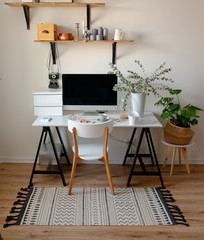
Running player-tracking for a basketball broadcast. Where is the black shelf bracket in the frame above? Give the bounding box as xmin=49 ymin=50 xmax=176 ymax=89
xmin=112 ymin=42 xmax=117 ymax=64
xmin=87 ymin=4 xmax=90 ymax=30
xmin=50 ymin=42 xmax=56 ymax=64
xmin=22 ymin=5 xmax=30 ymax=30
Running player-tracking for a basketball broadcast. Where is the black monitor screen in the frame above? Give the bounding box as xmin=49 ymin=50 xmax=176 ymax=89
xmin=62 ymin=74 xmax=117 ymax=110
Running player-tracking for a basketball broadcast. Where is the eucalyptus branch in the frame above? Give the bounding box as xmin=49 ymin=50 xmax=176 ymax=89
xmin=108 ymin=60 xmax=174 ymax=111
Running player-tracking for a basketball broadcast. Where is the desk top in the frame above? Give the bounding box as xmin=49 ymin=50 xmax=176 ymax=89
xmin=32 ymin=112 xmax=162 ymax=128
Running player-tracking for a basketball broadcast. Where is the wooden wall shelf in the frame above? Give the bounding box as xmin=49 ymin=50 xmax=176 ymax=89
xmin=34 ymin=40 xmax=134 ymax=43
xmin=5 ymin=2 xmax=105 ymax=30
xmin=5 ymin=2 xmax=105 ymax=8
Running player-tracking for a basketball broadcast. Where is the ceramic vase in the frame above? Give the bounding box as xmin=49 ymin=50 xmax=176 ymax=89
xmin=130 ymin=93 xmax=146 ymax=118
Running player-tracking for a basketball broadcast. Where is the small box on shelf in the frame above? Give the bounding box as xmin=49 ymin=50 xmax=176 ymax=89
xmin=37 ymin=24 xmax=57 ymax=41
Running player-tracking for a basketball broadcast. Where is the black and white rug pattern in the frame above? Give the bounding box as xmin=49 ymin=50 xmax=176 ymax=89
xmin=4 ymin=187 xmax=188 ymax=227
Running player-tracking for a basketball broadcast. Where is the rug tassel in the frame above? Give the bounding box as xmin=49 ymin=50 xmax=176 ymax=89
xmin=3 ymin=223 xmax=18 ymax=228
xmin=20 ymin=187 xmax=30 ymax=192
xmin=160 ymin=189 xmax=189 ymax=227
xmin=14 ymin=199 xmax=25 ymax=205
xmin=4 ymin=187 xmax=32 ymax=228
xmin=17 ymin=192 xmax=28 ymax=197
xmin=10 ymin=209 xmax=21 ymax=214
xmin=6 ymin=215 xmax=19 ymax=222
xmin=163 ymin=197 xmax=175 ymax=202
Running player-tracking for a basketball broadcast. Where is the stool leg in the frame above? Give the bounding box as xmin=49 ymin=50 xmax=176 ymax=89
xmin=182 ymin=147 xmax=190 ymax=174
xmin=170 ymin=147 xmax=177 ymax=176
xmin=163 ymin=146 xmax=172 ymax=168
xmin=178 ymin=148 xmax=182 ymax=165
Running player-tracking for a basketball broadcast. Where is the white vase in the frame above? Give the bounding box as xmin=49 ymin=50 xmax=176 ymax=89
xmin=130 ymin=93 xmax=146 ymax=118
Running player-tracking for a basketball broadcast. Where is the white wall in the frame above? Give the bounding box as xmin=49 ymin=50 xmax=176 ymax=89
xmin=0 ymin=0 xmax=204 ymax=164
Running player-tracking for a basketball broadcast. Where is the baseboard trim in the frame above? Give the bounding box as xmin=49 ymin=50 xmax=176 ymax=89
xmin=0 ymin=157 xmax=35 ymax=163
xmin=0 ymin=156 xmax=203 ymax=164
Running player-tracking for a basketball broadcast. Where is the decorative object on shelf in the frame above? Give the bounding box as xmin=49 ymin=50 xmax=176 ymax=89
xmin=90 ymin=34 xmax=96 ymax=41
xmin=98 ymin=26 xmax=103 ymax=35
xmin=22 ymin=0 xmax=35 ymax=2
xmin=155 ymin=89 xmax=203 ymax=145
xmin=114 ymin=29 xmax=124 ymax=40
xmin=37 ymin=24 xmax=57 ymax=41
xmin=103 ymin=28 xmax=108 ymax=40
xmin=58 ymin=33 xmax=74 ymax=41
xmin=41 ymin=0 xmax=72 ymax=2
xmin=89 ymin=26 xmax=108 ymax=41
xmin=109 ymin=60 xmax=173 ymax=115
xmin=81 ymin=20 xmax=90 ymax=41
xmin=74 ymin=23 xmax=80 ymax=41
xmin=96 ymin=34 xmax=103 ymax=40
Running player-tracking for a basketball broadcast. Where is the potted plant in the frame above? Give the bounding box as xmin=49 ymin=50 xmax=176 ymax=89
xmin=109 ymin=60 xmax=173 ymax=117
xmin=155 ymin=89 xmax=203 ymax=144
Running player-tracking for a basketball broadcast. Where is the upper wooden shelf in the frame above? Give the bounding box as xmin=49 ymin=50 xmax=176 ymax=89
xmin=5 ymin=2 xmax=105 ymax=8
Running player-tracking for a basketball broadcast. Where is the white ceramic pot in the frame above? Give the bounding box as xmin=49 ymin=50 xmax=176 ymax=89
xmin=130 ymin=93 xmax=146 ymax=118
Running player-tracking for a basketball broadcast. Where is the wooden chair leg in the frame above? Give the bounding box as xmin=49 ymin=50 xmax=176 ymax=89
xmin=68 ymin=156 xmax=78 ymax=195
xmin=170 ymin=147 xmax=177 ymax=176
xmin=103 ymin=155 xmax=115 ymax=195
xmin=178 ymin=148 xmax=182 ymax=165
xmin=163 ymin=146 xmax=172 ymax=168
xmin=182 ymin=147 xmax=190 ymax=174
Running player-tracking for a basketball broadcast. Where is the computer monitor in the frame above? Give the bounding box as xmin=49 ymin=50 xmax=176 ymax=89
xmin=62 ymin=74 xmax=118 ymax=111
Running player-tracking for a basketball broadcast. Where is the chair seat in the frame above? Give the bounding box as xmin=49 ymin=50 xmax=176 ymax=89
xmin=72 ymin=143 xmax=109 ymax=161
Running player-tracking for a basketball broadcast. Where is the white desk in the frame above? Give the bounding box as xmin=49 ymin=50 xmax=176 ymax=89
xmin=32 ymin=112 xmax=162 ymax=128
xmin=31 ymin=112 xmax=164 ymax=188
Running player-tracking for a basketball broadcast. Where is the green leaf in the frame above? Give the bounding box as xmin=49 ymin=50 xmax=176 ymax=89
xmin=190 ymin=119 xmax=198 ymax=125
xmin=169 ymin=104 xmax=180 ymax=111
xmin=181 ymin=105 xmax=196 ymax=118
xmin=169 ymin=89 xmax=182 ymax=95
xmin=161 ymin=111 xmax=171 ymax=119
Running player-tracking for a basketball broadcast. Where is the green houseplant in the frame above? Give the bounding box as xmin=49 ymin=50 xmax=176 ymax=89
xmin=155 ymin=89 xmax=203 ymax=144
xmin=109 ymin=60 xmax=173 ymax=116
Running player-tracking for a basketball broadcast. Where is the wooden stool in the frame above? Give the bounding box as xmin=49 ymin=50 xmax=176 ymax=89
xmin=161 ymin=139 xmax=194 ymax=176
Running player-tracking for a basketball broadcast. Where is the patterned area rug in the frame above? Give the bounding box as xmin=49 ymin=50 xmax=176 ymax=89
xmin=4 ymin=187 xmax=188 ymax=227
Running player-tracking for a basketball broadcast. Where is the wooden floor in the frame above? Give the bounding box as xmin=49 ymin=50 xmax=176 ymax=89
xmin=0 ymin=163 xmax=204 ymax=240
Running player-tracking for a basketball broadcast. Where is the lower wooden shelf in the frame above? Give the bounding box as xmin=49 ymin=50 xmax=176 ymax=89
xmin=34 ymin=40 xmax=134 ymax=43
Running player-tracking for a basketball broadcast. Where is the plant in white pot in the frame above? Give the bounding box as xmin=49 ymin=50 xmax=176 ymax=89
xmin=155 ymin=89 xmax=203 ymax=144
xmin=109 ymin=60 xmax=173 ymax=117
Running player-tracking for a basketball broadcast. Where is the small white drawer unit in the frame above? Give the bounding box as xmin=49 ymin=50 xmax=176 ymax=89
xmin=33 ymin=89 xmax=63 ymax=116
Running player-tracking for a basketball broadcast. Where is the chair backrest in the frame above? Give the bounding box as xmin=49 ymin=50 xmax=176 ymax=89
xmin=68 ymin=119 xmax=113 ymax=138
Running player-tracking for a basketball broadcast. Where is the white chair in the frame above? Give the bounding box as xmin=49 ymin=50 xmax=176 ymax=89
xmin=68 ymin=119 xmax=115 ymax=195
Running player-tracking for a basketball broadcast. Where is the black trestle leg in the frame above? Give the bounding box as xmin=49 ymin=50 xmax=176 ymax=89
xmin=127 ymin=128 xmax=145 ymax=187
xmin=28 ymin=127 xmax=47 ymax=188
xmin=145 ymin=129 xmax=154 ymax=166
xmin=123 ymin=128 xmax=137 ymax=166
xmin=47 ymin=127 xmax=66 ymax=186
xmin=55 ymin=127 xmax=70 ymax=166
xmin=146 ymin=128 xmax=165 ymax=188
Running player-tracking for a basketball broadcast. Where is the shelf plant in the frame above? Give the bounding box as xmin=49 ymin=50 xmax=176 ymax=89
xmin=108 ymin=60 xmax=173 ymax=112
xmin=155 ymin=89 xmax=203 ymax=144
